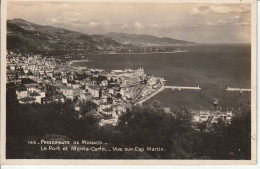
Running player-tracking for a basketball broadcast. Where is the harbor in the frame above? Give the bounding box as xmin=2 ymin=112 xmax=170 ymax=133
xmin=137 ymin=82 xmax=251 ymax=109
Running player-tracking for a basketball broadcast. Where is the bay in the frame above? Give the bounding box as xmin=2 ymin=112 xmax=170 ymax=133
xmin=72 ymin=44 xmax=251 ymax=111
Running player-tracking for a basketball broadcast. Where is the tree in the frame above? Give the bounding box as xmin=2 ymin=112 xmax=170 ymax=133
xmin=78 ymin=100 xmax=98 ymax=115
xmin=116 ymin=101 xmax=194 ymax=159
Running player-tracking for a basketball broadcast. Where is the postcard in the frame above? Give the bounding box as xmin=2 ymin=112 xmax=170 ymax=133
xmin=0 ymin=0 xmax=257 ymax=165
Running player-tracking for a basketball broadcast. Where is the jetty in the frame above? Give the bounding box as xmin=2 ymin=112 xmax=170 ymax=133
xmin=68 ymin=59 xmax=92 ymax=66
xmin=164 ymin=86 xmax=201 ymax=91
xmin=137 ymin=85 xmax=201 ymax=105
xmin=226 ymin=86 xmax=251 ymax=92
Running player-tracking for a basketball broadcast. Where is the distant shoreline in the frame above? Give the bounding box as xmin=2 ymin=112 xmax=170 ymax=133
xmin=72 ymin=51 xmax=190 ymax=57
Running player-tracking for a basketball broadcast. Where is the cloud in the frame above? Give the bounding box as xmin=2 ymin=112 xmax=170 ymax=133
xmin=50 ymin=18 xmax=60 ymax=24
xmin=56 ymin=3 xmax=69 ymax=10
xmin=133 ymin=22 xmax=159 ymax=29
xmin=190 ymin=5 xmax=209 ymax=15
xmin=134 ymin=22 xmax=144 ymax=29
xmin=149 ymin=24 xmax=159 ymax=28
xmin=49 ymin=17 xmax=84 ymax=25
xmin=186 ymin=15 xmax=250 ymax=28
xmin=88 ymin=21 xmax=100 ymax=27
xmin=190 ymin=4 xmax=250 ymax=16
xmin=120 ymin=24 xmax=129 ymax=28
xmin=210 ymin=15 xmax=250 ymax=26
xmin=103 ymin=21 xmax=112 ymax=26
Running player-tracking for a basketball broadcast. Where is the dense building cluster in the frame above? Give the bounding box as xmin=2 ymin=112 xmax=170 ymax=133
xmin=7 ymin=50 xmax=233 ymax=126
xmin=192 ymin=110 xmax=233 ymax=124
xmin=6 ymin=50 xmax=165 ymax=126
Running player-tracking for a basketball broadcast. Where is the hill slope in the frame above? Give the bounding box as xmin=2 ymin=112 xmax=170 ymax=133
xmin=7 ymin=19 xmax=195 ymax=55
xmin=105 ymin=32 xmax=195 ymax=47
xmin=7 ymin=19 xmax=123 ymax=54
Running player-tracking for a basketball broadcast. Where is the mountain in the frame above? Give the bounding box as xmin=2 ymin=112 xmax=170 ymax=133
xmin=105 ymin=32 xmax=195 ymax=47
xmin=7 ymin=19 xmax=195 ymax=55
xmin=7 ymin=19 xmax=123 ymax=54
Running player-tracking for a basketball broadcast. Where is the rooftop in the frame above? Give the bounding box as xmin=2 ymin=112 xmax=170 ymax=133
xmin=24 ymin=83 xmax=38 ymax=87
xmin=29 ymin=92 xmax=41 ymax=96
xmin=19 ymin=97 xmax=36 ymax=102
xmin=16 ymin=87 xmax=27 ymax=91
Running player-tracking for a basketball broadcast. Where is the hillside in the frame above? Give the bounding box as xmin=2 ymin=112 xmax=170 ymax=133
xmin=105 ymin=32 xmax=195 ymax=47
xmin=7 ymin=19 xmax=123 ymax=54
xmin=7 ymin=19 xmax=195 ymax=55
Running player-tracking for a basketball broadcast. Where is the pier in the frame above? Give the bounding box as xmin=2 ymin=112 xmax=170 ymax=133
xmin=137 ymin=85 xmax=202 ymax=105
xmin=226 ymin=86 xmax=251 ymax=92
xmin=68 ymin=59 xmax=92 ymax=66
xmin=164 ymin=86 xmax=201 ymax=90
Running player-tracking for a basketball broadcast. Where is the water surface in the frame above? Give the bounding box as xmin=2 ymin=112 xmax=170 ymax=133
xmin=72 ymin=44 xmax=251 ymax=111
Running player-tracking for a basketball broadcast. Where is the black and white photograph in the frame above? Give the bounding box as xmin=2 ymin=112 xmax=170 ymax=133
xmin=1 ymin=0 xmax=257 ymax=165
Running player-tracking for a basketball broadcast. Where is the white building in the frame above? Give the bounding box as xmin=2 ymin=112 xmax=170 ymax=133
xmin=16 ymin=87 xmax=28 ymax=99
xmin=24 ymin=83 xmax=38 ymax=93
xmin=62 ymin=78 xmax=68 ymax=84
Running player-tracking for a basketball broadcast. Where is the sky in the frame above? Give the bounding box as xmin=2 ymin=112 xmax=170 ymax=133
xmin=7 ymin=2 xmax=251 ymax=43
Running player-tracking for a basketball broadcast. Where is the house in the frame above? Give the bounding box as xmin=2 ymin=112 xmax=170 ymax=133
xmin=211 ymin=117 xmax=219 ymax=123
xmin=108 ymin=88 xmax=115 ymax=95
xmin=147 ymin=77 xmax=159 ymax=86
xmin=120 ymin=76 xmax=140 ymax=86
xmin=60 ymin=87 xmax=74 ymax=100
xmin=46 ymin=71 xmax=54 ymax=78
xmin=99 ymin=103 xmax=112 ymax=110
xmin=226 ymin=111 xmax=233 ymax=122
xmin=125 ymin=89 xmax=133 ymax=99
xmin=24 ymin=69 xmax=29 ymax=74
xmin=79 ymin=93 xmax=92 ymax=101
xmin=102 ymin=107 xmax=113 ymax=116
xmin=87 ymin=85 xmax=100 ymax=98
xmin=101 ymin=90 xmax=110 ymax=98
xmin=62 ymin=78 xmax=68 ymax=84
xmin=120 ymin=87 xmax=126 ymax=97
xmin=75 ymin=106 xmax=80 ymax=111
xmin=6 ymin=70 xmax=17 ymax=84
xmin=72 ymin=83 xmax=80 ymax=89
xmin=99 ymin=119 xmax=118 ymax=126
xmin=214 ymin=111 xmax=221 ymax=118
xmin=164 ymin=107 xmax=171 ymax=114
xmin=193 ymin=114 xmax=200 ymax=122
xmin=73 ymin=89 xmax=81 ymax=99
xmin=116 ymin=104 xmax=127 ymax=115
xmin=101 ymin=80 xmax=108 ymax=87
xmin=226 ymin=111 xmax=232 ymax=117
xmin=29 ymin=92 xmax=42 ymax=104
xmin=52 ymin=94 xmax=65 ymax=103
xmin=16 ymin=87 xmax=28 ymax=99
xmin=7 ymin=63 xmax=16 ymax=71
xmin=24 ymin=83 xmax=38 ymax=92
xmin=19 ymin=97 xmax=36 ymax=104
xmin=200 ymin=111 xmax=210 ymax=122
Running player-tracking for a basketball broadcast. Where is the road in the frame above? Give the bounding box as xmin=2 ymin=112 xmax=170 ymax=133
xmin=136 ymin=85 xmax=165 ymax=105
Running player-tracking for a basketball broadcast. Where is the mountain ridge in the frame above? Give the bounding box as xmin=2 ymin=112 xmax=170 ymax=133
xmin=104 ymin=32 xmax=195 ymax=47
xmin=7 ymin=18 xmax=195 ymax=55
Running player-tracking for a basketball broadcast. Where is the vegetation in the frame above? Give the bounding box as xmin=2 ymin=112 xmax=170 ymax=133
xmin=6 ymin=93 xmax=251 ymax=159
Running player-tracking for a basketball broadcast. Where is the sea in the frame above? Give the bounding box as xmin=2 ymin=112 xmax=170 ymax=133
xmin=72 ymin=44 xmax=251 ymax=111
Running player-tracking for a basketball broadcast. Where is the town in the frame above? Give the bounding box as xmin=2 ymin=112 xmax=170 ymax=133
xmin=7 ymin=50 xmax=167 ymax=126
xmin=6 ymin=50 xmax=233 ymax=126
